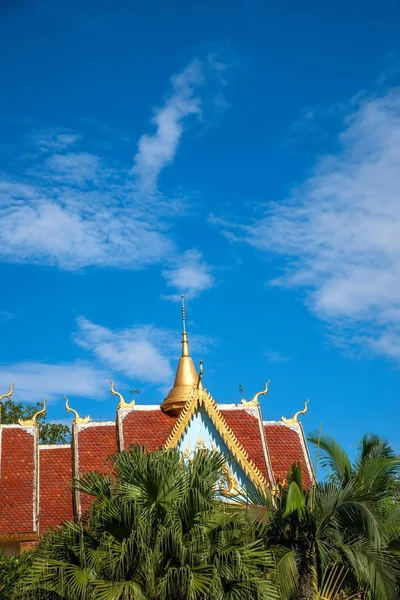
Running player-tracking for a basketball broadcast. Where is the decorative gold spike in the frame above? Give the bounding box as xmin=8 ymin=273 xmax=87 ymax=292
xmin=64 ymin=396 xmax=91 ymax=425
xmin=197 ymin=358 xmax=203 ymax=389
xmin=18 ymin=398 xmax=47 ymax=427
xmin=182 ymin=443 xmax=191 ymax=458
xmin=241 ymin=380 xmax=270 ymax=407
xmin=110 ymin=379 xmax=135 ymax=409
xmin=0 ymin=381 xmax=16 ymax=403
xmin=282 ymin=399 xmax=309 ymax=425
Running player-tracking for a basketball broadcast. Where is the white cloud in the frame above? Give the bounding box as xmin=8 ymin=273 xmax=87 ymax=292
xmin=132 ymin=60 xmax=204 ymax=193
xmin=45 ymin=152 xmax=99 ymax=184
xmin=74 ymin=317 xmax=174 ymax=385
xmin=264 ymin=350 xmax=290 ymax=363
xmin=0 ymin=58 xmax=224 ymax=273
xmin=162 ymin=249 xmax=215 ymax=300
xmin=30 ymin=128 xmax=82 ymax=152
xmin=238 ymin=89 xmax=400 ymax=359
xmin=0 ymin=184 xmax=174 ymax=270
xmin=0 ymin=362 xmax=108 ymax=404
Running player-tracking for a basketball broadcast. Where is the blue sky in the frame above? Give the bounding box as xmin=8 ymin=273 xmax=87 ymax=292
xmin=1 ymin=0 xmax=400 ymax=455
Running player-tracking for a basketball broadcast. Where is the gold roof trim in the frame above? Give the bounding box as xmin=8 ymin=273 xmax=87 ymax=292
xmin=164 ymin=387 xmax=268 ymax=490
xmin=110 ymin=379 xmax=135 ymax=409
xmin=281 ymin=399 xmax=309 ymax=426
xmin=242 ymin=380 xmax=270 ymax=407
xmin=65 ymin=396 xmax=91 ymax=425
xmin=19 ymin=398 xmax=47 ymax=427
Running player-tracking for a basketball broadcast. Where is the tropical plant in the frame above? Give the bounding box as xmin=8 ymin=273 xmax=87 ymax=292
xmin=19 ymin=446 xmax=279 ymax=600
xmin=243 ymin=433 xmax=400 ymax=600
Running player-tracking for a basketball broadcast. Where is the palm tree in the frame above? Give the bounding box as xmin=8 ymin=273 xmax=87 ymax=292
xmin=242 ymin=433 xmax=400 ymax=600
xmin=20 ymin=446 xmax=279 ymax=600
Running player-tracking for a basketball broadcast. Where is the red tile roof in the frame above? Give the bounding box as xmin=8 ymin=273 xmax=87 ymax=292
xmin=264 ymin=423 xmax=313 ymax=488
xmin=39 ymin=446 xmax=73 ymax=533
xmin=77 ymin=424 xmax=117 ymax=515
xmin=0 ymin=427 xmax=36 ymax=534
xmin=122 ymin=409 xmax=177 ymax=451
xmin=221 ymin=408 xmax=271 ymax=484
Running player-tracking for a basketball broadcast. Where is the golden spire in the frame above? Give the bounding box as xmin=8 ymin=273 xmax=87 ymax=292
xmin=161 ymin=295 xmax=199 ymax=416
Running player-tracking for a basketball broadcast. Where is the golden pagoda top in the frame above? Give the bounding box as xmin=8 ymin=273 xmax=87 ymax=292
xmin=161 ymin=296 xmax=199 ymax=416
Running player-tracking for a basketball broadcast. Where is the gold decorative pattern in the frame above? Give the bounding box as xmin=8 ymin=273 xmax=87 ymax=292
xmin=164 ymin=387 xmax=268 ymax=490
xmin=281 ymin=399 xmax=309 ymax=426
xmin=182 ymin=443 xmax=191 ymax=458
xmin=110 ymin=379 xmax=135 ymax=409
xmin=220 ymin=463 xmax=240 ymax=497
xmin=18 ymin=398 xmax=47 ymax=427
xmin=65 ymin=396 xmax=91 ymax=425
xmin=241 ymin=380 xmax=270 ymax=407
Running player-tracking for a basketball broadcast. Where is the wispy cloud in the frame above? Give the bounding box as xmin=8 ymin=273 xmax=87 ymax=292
xmin=0 ymin=312 xmax=214 ymax=404
xmin=29 ymin=127 xmax=82 ymax=153
xmin=0 ymin=57 xmax=226 ymax=278
xmin=216 ymin=88 xmax=400 ymax=361
xmin=162 ymin=249 xmax=215 ymax=300
xmin=132 ymin=60 xmax=204 ymax=193
xmin=0 ymin=362 xmax=108 ymax=404
xmin=74 ymin=317 xmax=174 ymax=384
xmin=264 ymin=350 xmax=291 ymax=363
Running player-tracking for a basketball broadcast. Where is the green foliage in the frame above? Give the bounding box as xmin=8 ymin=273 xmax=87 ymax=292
xmin=2 ymin=432 xmax=399 ymax=599
xmin=19 ymin=446 xmax=279 ymax=600
xmin=243 ymin=436 xmax=400 ymax=600
xmin=0 ymin=551 xmax=31 ymax=599
xmin=1 ymin=397 xmax=70 ymax=444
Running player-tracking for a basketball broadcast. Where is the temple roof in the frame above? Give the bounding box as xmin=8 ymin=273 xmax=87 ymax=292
xmin=0 ymin=300 xmax=314 ymax=548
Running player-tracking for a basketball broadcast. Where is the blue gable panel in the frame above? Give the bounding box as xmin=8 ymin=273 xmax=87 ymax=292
xmin=177 ymin=406 xmax=253 ymax=492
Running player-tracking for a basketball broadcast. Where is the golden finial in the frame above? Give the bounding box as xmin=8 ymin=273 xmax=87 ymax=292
xmin=18 ymin=398 xmax=47 ymax=427
xmin=110 ymin=379 xmax=135 ymax=409
xmin=64 ymin=396 xmax=91 ymax=425
xmin=161 ymin=294 xmax=199 ymax=415
xmin=282 ymin=399 xmax=309 ymax=426
xmin=241 ymin=380 xmax=270 ymax=407
xmin=0 ymin=381 xmax=16 ymax=403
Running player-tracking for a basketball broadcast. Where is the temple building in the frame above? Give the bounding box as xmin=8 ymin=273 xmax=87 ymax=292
xmin=0 ymin=301 xmax=313 ymax=555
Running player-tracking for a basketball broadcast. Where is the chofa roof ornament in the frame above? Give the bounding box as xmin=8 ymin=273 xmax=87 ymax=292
xmin=241 ymin=380 xmax=270 ymax=407
xmin=0 ymin=381 xmax=16 ymax=423
xmin=110 ymin=379 xmax=135 ymax=409
xmin=19 ymin=398 xmax=47 ymax=427
xmin=65 ymin=395 xmax=91 ymax=425
xmin=282 ymin=399 xmax=309 ymax=425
